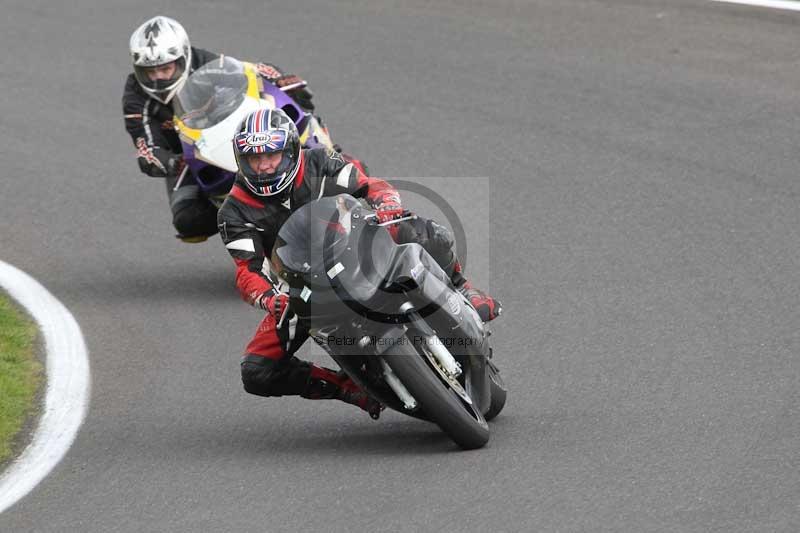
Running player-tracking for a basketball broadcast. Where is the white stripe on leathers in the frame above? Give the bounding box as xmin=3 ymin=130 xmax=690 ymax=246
xmin=226 ymin=238 xmax=256 ymax=252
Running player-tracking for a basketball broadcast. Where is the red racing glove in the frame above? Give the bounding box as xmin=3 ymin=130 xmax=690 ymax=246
xmin=257 ymin=292 xmax=290 ymax=326
xmin=376 ymin=201 xmax=403 ymax=224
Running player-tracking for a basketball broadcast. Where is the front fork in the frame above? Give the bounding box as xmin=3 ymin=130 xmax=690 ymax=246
xmin=397 ymin=303 xmax=491 ymax=415
xmin=311 ymin=305 xmax=490 ymax=417
xmin=311 ymin=323 xmax=419 ymax=414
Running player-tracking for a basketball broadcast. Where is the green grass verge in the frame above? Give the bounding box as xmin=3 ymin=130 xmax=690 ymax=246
xmin=0 ymin=293 xmax=41 ymax=464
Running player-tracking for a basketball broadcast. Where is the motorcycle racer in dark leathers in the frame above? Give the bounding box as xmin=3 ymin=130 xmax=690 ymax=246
xmin=122 ymin=15 xmax=316 ymax=242
xmin=218 ymin=108 xmax=503 ymax=417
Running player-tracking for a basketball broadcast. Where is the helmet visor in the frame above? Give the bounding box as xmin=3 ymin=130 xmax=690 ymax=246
xmin=134 ymin=57 xmax=187 ymax=97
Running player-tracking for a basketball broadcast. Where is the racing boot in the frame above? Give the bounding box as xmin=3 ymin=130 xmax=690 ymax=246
xmin=449 ymin=261 xmax=503 ymax=323
xmin=302 ymin=366 xmax=384 ymax=419
xmin=458 ymin=281 xmax=503 ymax=322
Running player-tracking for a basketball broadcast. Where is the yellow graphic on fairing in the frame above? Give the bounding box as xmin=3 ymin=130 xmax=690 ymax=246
xmin=242 ymin=62 xmax=261 ymax=100
xmin=174 ymin=116 xmax=201 ymax=144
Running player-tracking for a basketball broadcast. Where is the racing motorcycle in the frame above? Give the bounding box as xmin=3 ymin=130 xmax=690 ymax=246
xmin=271 ymin=194 xmax=507 ymax=450
xmin=171 ymin=55 xmax=337 ymax=208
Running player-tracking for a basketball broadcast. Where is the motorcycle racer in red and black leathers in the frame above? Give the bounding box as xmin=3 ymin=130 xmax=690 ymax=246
xmin=218 ymin=108 xmax=502 ymax=417
xmin=122 ymin=15 xmax=317 ymax=242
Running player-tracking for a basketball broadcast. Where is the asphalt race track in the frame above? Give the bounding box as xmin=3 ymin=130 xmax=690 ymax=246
xmin=2 ymin=1 xmax=799 ymax=531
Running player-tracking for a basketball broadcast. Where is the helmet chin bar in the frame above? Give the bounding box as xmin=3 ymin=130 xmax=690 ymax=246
xmin=243 ymin=171 xmax=294 ymax=197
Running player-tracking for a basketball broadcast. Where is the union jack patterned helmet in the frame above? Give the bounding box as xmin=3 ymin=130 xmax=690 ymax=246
xmin=233 ymin=108 xmax=301 ymax=197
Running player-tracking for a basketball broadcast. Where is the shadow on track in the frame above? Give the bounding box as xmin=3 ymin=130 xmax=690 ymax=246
xmin=45 ymin=264 xmax=238 ymax=304
xmin=105 ymin=413 xmax=517 ymax=457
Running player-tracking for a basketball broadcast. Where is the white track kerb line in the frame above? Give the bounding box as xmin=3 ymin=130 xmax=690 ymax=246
xmin=710 ymin=0 xmax=800 ymax=11
xmin=0 ymin=260 xmax=90 ymax=515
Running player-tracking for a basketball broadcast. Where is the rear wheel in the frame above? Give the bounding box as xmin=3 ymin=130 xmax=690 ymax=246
xmin=383 ymin=340 xmax=489 ymax=450
xmin=484 ymin=360 xmax=507 ymax=422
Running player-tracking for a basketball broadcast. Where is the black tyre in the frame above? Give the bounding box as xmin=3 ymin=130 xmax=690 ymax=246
xmin=383 ymin=341 xmax=490 ymax=450
xmin=484 ymin=361 xmax=507 ymax=422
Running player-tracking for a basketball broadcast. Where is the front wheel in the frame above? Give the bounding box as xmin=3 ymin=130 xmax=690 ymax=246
xmin=383 ymin=341 xmax=489 ymax=450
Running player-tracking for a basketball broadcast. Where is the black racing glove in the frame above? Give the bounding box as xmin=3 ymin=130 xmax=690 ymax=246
xmin=288 ymin=87 xmax=315 ymax=112
xmin=137 ymin=147 xmax=184 ymax=178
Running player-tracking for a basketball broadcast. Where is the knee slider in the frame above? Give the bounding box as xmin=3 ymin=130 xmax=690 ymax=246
xmin=240 ymin=356 xmax=283 ymax=397
xmin=240 ymin=355 xmax=312 ymax=397
xmin=172 ymin=201 xmax=218 ymax=237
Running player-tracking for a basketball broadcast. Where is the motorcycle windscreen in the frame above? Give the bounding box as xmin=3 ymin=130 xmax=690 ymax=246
xmin=274 ymin=195 xmax=397 ymax=302
xmin=275 ymin=194 xmax=358 ymax=276
xmin=173 ymin=56 xmax=249 ymax=130
xmin=186 ymin=97 xmax=264 ymax=173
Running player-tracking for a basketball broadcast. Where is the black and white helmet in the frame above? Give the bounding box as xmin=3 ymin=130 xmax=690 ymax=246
xmin=129 ymin=16 xmax=192 ymax=104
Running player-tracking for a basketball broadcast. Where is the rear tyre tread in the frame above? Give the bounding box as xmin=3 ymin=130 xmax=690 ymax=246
xmin=484 ymin=362 xmax=507 ymax=422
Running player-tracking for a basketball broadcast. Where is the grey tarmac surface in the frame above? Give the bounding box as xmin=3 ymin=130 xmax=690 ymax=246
xmin=1 ymin=0 xmax=799 ymax=531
